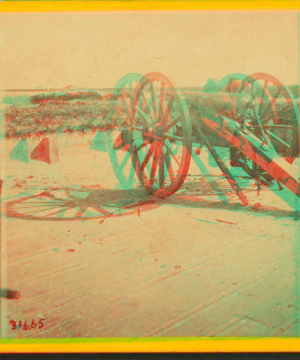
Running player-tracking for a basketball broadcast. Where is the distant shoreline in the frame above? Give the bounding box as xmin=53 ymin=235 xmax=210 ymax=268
xmin=1 ymin=85 xmax=298 ymax=97
xmin=1 ymin=88 xmax=115 ymax=92
xmin=1 ymin=88 xmax=204 ymax=92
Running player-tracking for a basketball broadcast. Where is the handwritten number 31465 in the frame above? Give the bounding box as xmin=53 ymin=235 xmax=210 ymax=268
xmin=10 ymin=319 xmax=45 ymax=330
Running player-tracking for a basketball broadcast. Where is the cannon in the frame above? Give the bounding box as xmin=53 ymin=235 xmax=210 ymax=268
xmin=105 ymin=72 xmax=299 ymax=205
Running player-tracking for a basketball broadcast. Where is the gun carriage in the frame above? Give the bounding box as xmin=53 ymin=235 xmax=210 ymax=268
xmin=105 ymin=72 xmax=299 ymax=205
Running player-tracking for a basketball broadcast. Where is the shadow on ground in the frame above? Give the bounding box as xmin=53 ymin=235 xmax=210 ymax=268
xmin=3 ymin=175 xmax=299 ymax=221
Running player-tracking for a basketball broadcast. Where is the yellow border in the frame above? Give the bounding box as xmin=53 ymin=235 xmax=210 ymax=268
xmin=1 ymin=0 xmax=300 ymax=354
xmin=0 ymin=338 xmax=300 ymax=353
xmin=0 ymin=1 xmax=300 ymax=12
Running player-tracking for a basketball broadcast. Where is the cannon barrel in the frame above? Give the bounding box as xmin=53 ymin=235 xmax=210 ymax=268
xmin=181 ymin=87 xmax=297 ymax=157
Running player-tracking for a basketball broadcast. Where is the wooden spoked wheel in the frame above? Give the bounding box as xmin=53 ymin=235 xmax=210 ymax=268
xmin=106 ymin=72 xmax=192 ymax=197
xmin=132 ymin=72 xmax=192 ymax=197
xmin=215 ymin=73 xmax=299 ymax=182
xmin=238 ymin=73 xmax=299 ymax=164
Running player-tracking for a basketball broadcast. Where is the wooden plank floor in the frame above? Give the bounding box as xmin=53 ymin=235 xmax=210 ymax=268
xmin=1 ymin=134 xmax=299 ymax=338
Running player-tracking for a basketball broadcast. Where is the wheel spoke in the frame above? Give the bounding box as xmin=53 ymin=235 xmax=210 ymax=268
xmin=12 ymin=200 xmax=68 ymax=205
xmin=16 ymin=206 xmax=69 ymax=216
xmin=262 ymin=79 xmax=268 ymax=92
xmin=165 ymin=94 xmax=176 ymax=122
xmin=158 ymin=83 xmax=166 ymax=123
xmin=172 ymin=142 xmax=180 ymax=156
xmin=164 ymin=148 xmax=175 ymax=180
xmin=128 ymin=81 xmax=133 ymax=99
xmin=87 ymin=206 xmax=111 ymax=216
xmin=45 ymin=206 xmax=75 ymax=218
xmin=150 ymin=143 xmax=158 ymax=185
xmin=257 ymin=80 xmax=268 ymax=116
xmin=134 ymin=140 xmax=149 ymax=152
xmin=265 ymin=129 xmax=291 ymax=149
xmin=119 ymin=151 xmax=131 ymax=172
xmin=41 ymin=192 xmax=70 ymax=201
xmin=121 ymin=90 xmax=133 ymax=121
xmin=11 ymin=202 xmax=68 ymax=209
xmin=158 ymin=144 xmax=165 ymax=188
xmin=140 ymin=144 xmax=155 ymax=172
xmin=262 ymin=125 xmax=293 ymax=129
xmin=138 ymin=146 xmax=151 ymax=178
xmin=137 ymin=107 xmax=152 ymax=124
xmin=165 ymin=117 xmax=181 ymax=131
xmin=140 ymin=91 xmax=154 ymax=123
xmin=150 ymin=84 xmax=160 ymax=119
xmin=271 ymin=87 xmax=281 ymax=105
xmin=114 ymin=106 xmax=131 ymax=125
xmin=128 ymin=158 xmax=136 ymax=186
xmin=130 ymin=150 xmax=141 ymax=184
xmin=74 ymin=207 xmax=86 ymax=218
xmin=146 ymin=91 xmax=156 ymax=123
xmin=129 ymin=82 xmax=137 ymax=121
xmin=165 ymin=143 xmax=180 ymax=166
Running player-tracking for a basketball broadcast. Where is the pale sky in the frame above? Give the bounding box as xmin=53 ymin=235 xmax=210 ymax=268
xmin=0 ymin=12 xmax=298 ymax=89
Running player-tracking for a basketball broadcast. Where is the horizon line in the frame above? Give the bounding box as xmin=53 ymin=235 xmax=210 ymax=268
xmin=1 ymin=88 xmax=115 ymax=92
xmin=1 ymin=84 xmax=298 ymax=92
